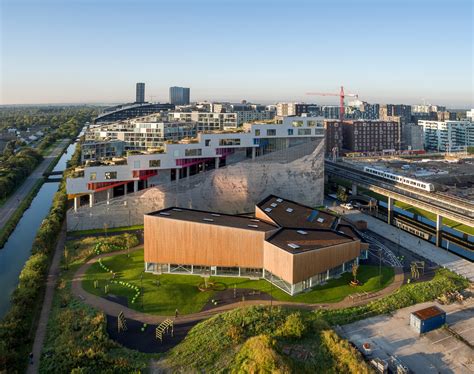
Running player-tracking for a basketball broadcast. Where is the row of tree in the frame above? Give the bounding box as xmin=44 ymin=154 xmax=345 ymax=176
xmin=0 ymin=106 xmax=98 ymax=199
xmin=0 ymin=140 xmax=83 ymax=372
xmin=0 ymin=147 xmax=43 ymax=199
xmin=0 ymin=106 xmax=98 ymax=131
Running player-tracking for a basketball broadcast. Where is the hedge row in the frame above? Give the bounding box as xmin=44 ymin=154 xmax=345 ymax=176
xmin=0 ymin=141 xmax=82 ymax=373
xmin=314 ymin=268 xmax=469 ymax=326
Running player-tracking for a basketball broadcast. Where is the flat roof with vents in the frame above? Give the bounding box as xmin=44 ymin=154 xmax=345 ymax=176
xmin=267 ymin=228 xmax=354 ymax=254
xmin=257 ymin=195 xmax=337 ymax=230
xmin=147 ymin=207 xmax=279 ymax=232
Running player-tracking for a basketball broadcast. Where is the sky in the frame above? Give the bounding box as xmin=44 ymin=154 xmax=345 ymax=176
xmin=0 ymin=0 xmax=473 ymax=107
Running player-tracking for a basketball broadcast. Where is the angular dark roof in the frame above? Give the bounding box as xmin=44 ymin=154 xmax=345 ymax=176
xmin=147 ymin=207 xmax=278 ymax=232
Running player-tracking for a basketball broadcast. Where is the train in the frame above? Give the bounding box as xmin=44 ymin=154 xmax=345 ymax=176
xmin=363 ymin=166 xmax=435 ymax=192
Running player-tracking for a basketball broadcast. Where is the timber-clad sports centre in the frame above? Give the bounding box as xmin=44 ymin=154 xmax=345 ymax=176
xmin=144 ymin=195 xmax=369 ymax=295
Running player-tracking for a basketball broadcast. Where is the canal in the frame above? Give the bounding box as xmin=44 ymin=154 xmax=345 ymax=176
xmin=0 ymin=141 xmax=77 ymax=318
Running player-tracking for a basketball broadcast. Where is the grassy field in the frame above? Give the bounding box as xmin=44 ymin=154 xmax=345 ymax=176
xmin=68 ymin=224 xmax=144 ymax=236
xmin=163 ymin=306 xmax=372 ymax=373
xmin=83 ymin=249 xmax=395 ymax=315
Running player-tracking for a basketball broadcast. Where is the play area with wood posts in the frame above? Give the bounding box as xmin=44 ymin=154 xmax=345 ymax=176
xmin=155 ymin=318 xmax=174 ymax=343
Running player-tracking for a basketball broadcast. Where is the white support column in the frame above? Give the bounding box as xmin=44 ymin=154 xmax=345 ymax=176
xmin=351 ymin=183 xmax=358 ymax=196
xmin=124 ymin=183 xmax=128 ymax=195
xmin=326 ymin=269 xmax=330 ymax=280
xmin=215 ymin=157 xmax=220 ymax=169
xmin=134 ymin=180 xmax=138 ymax=192
xmin=106 ymin=189 xmax=111 ymax=204
xmin=191 ymin=265 xmax=194 ymax=274
xmin=342 ymin=262 xmax=345 ymax=272
xmin=74 ymin=197 xmax=79 ymax=212
xmin=436 ymin=214 xmax=443 ymax=247
xmin=387 ymin=196 xmax=394 ymax=224
xmin=89 ymin=193 xmax=94 ymax=208
xmin=251 ymin=147 xmax=256 ymax=160
xmin=238 ymin=267 xmax=241 ymax=277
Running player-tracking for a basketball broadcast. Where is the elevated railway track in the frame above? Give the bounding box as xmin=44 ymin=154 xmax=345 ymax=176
xmin=325 ymin=160 xmax=474 ymax=228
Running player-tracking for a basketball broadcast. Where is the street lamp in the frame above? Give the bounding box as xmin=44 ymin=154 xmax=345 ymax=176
xmin=140 ymin=271 xmax=144 ymax=311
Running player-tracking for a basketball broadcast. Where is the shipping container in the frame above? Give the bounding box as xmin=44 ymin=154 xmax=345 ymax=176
xmin=410 ymin=306 xmax=446 ymax=334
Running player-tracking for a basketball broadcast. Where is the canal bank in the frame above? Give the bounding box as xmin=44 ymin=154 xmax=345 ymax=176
xmin=0 ymin=142 xmax=77 ymax=318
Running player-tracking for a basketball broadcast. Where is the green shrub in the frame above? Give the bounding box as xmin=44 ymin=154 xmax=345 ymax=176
xmin=275 ymin=312 xmax=306 ymax=339
xmin=230 ymin=334 xmax=292 ymax=374
xmin=320 ymin=329 xmax=372 ymax=373
xmin=314 ymin=268 xmax=469 ymax=326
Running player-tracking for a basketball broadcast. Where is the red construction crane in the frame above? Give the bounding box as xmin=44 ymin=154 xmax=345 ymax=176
xmin=306 ymin=86 xmax=358 ymax=121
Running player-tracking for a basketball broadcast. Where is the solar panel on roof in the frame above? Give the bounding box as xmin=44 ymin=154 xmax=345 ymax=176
xmin=250 ymin=219 xmax=260 ymax=222
xmin=211 ymin=213 xmax=221 ymax=217
xmin=264 ymin=208 xmax=272 ymax=212
xmin=247 ymin=224 xmax=259 ymax=228
xmin=203 ymin=218 xmax=214 ymax=222
xmin=270 ymin=203 xmax=277 ymax=208
xmin=288 ymin=243 xmax=300 ymax=249
xmin=297 ymin=230 xmax=308 ymax=235
xmin=286 ymin=208 xmax=293 ymax=213
xmin=317 ymin=217 xmax=324 ymax=223
xmin=172 ymin=208 xmax=182 ymax=212
xmin=307 ymin=210 xmax=319 ymax=222
xmin=276 ymin=198 xmax=283 ymax=203
xmin=159 ymin=212 xmax=171 ymax=216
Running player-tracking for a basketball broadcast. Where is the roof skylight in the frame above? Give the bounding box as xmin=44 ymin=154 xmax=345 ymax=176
xmin=288 ymin=243 xmax=300 ymax=249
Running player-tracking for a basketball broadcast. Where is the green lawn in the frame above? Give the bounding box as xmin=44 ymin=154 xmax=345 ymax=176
xmin=83 ymin=249 xmax=395 ymax=316
xmin=68 ymin=224 xmax=144 ymax=237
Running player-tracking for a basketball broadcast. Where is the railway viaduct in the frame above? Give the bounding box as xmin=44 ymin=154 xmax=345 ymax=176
xmin=325 ymin=160 xmax=474 ymax=248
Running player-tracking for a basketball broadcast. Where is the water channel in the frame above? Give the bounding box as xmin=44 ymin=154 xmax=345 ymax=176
xmin=0 ymin=142 xmax=77 ymax=318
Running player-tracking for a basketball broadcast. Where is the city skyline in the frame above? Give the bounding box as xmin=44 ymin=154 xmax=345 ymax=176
xmin=1 ymin=0 xmax=473 ymax=107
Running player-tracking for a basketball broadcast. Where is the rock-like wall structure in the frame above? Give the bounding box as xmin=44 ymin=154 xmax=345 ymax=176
xmin=67 ymin=138 xmax=325 ymax=231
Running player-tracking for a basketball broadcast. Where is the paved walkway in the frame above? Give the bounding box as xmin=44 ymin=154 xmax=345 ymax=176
xmin=71 ymin=248 xmax=404 ymax=327
xmin=0 ymin=139 xmax=69 ymax=229
xmin=337 ymin=208 xmax=474 ymax=283
xmin=27 ymin=221 xmax=67 ymax=374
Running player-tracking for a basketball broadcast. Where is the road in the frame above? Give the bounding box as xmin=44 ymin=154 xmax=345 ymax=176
xmin=325 ymin=199 xmax=474 ymax=282
xmin=0 ymin=139 xmax=69 ymax=230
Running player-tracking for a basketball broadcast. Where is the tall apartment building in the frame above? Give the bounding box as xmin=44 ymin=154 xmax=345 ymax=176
xmin=276 ymin=103 xmax=319 ymax=117
xmin=419 ymin=120 xmax=474 ymax=152
xmin=322 ymin=106 xmax=340 ymax=119
xmin=323 ymin=120 xmax=343 ymax=156
xmin=346 ymin=101 xmax=380 ymax=120
xmin=379 ymin=104 xmax=411 ymax=125
xmin=169 ymin=111 xmax=238 ymax=131
xmin=169 ymin=86 xmax=191 ymax=106
xmin=401 ymin=123 xmax=424 ymax=150
xmin=467 ymin=109 xmax=474 ymax=122
xmin=84 ymin=115 xmax=196 ymax=156
xmin=342 ymin=120 xmax=400 ymax=152
xmin=136 ymin=83 xmax=145 ymax=103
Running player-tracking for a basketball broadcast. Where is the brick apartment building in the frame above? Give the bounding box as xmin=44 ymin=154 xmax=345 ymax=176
xmin=323 ymin=120 xmax=343 ymax=156
xmin=342 ymin=120 xmax=400 ymax=152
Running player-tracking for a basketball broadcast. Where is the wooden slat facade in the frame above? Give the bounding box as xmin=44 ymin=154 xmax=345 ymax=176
xmin=145 ymin=215 xmax=273 ymax=268
xmin=263 ymin=240 xmax=361 ymax=284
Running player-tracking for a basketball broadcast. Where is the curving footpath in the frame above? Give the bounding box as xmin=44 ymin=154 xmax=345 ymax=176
xmin=71 ymin=248 xmax=404 ymax=327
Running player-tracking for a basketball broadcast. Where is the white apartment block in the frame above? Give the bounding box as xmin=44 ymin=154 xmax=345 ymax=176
xmin=467 ymin=109 xmax=474 ymax=122
xmin=84 ymin=116 xmax=196 ymax=152
xmin=419 ymin=120 xmax=474 ymax=152
xmin=169 ymin=111 xmax=238 ymax=131
xmin=67 ymin=116 xmax=325 ymax=209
